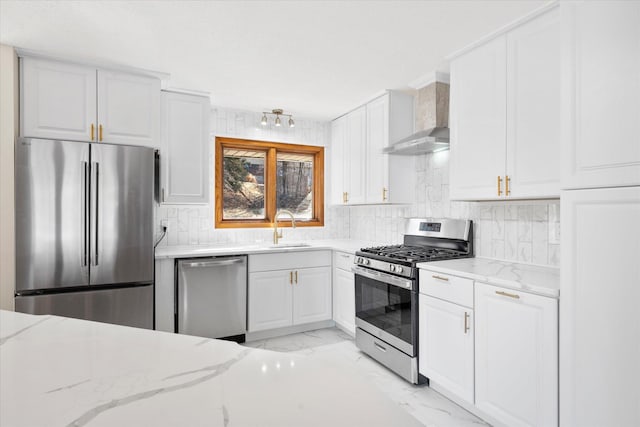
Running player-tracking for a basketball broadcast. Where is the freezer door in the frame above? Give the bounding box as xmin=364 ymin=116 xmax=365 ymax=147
xmin=15 ymin=138 xmax=90 ymax=292
xmin=89 ymin=143 xmax=154 ymax=285
xmin=15 ymin=285 xmax=153 ymax=329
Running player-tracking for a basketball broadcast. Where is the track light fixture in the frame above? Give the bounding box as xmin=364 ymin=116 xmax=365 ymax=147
xmin=260 ymin=109 xmax=295 ymax=128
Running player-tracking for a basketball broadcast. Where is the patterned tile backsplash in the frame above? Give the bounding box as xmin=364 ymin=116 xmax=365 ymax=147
xmin=156 ymin=106 xmax=559 ymax=268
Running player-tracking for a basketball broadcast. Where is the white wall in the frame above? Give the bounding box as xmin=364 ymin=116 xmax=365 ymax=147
xmin=0 ymin=44 xmax=18 ymax=310
xmin=155 ymin=107 xmax=350 ymax=246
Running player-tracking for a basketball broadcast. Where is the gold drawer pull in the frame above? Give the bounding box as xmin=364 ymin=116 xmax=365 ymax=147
xmin=464 ymin=312 xmax=470 ymax=334
xmin=99 ymin=124 xmax=103 ymax=141
xmin=432 ymin=275 xmax=449 ymax=282
xmin=382 ymin=187 xmax=388 ymax=202
xmin=496 ymin=290 xmax=520 ymax=299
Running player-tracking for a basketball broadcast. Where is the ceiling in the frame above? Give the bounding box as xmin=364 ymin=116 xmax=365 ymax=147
xmin=0 ymin=0 xmax=548 ymax=121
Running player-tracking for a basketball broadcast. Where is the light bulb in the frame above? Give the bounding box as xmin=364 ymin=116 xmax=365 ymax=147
xmin=275 ymin=115 xmax=281 ymax=127
xmin=260 ymin=114 xmax=268 ymax=126
xmin=288 ymin=117 xmax=295 ymax=128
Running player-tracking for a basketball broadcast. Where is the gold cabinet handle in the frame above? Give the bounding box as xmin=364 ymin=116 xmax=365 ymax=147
xmin=496 ymin=290 xmax=520 ymax=299
xmin=505 ymin=175 xmax=511 ymax=196
xmin=432 ymin=274 xmax=449 ymax=282
xmin=289 ymin=271 xmax=293 ymax=285
xmin=497 ymin=176 xmax=503 ymax=196
xmin=99 ymin=124 xmax=103 ymax=141
xmin=382 ymin=187 xmax=388 ymax=202
xmin=464 ymin=312 xmax=470 ymax=334
xmin=90 ymin=123 xmax=95 ymax=141
xmin=345 ymin=192 xmax=349 ymax=203
xmin=294 ymin=271 xmax=298 ymax=284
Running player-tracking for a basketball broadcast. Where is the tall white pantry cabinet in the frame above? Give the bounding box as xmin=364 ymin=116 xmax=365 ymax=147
xmin=560 ymin=2 xmax=640 ymax=427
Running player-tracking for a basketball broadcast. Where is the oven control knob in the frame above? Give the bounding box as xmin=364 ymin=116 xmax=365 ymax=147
xmin=389 ymin=265 xmax=395 ymax=272
xmin=396 ymin=266 xmax=403 ymax=273
xmin=364 ymin=259 xmax=370 ymax=266
xmin=357 ymin=257 xmax=363 ymax=264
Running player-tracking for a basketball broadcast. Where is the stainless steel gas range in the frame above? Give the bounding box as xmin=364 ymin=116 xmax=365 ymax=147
xmin=352 ymin=218 xmax=473 ymax=384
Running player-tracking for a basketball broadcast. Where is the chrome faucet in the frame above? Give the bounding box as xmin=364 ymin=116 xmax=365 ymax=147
xmin=273 ymin=210 xmax=296 ymax=244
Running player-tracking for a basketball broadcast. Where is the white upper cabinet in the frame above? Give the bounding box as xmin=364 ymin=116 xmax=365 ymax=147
xmin=21 ymin=56 xmax=161 ymax=148
xmin=561 ymin=2 xmax=640 ymax=189
xmin=450 ymin=6 xmax=561 ymax=200
xmin=97 ymin=70 xmax=160 ymax=147
xmin=365 ymin=95 xmax=390 ymax=203
xmin=21 ymin=57 xmax=97 ymax=142
xmin=450 ymin=36 xmax=507 ymax=200
xmin=475 ymin=282 xmax=558 ymax=427
xmin=331 ymin=91 xmax=414 ymax=205
xmin=160 ymin=91 xmax=210 ymax=204
xmin=345 ymin=106 xmax=367 ymax=204
xmin=506 ymin=7 xmax=561 ymax=198
xmin=330 ymin=116 xmax=347 ymax=205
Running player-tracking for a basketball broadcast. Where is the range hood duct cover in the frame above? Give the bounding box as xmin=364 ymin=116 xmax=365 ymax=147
xmin=383 ymin=127 xmax=449 ymax=156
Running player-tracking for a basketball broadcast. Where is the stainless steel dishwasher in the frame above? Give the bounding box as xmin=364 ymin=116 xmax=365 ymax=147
xmin=177 ymin=255 xmax=247 ymax=342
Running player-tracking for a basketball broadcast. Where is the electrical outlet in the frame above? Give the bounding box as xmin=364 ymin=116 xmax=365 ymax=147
xmin=160 ymin=219 xmax=169 ymax=230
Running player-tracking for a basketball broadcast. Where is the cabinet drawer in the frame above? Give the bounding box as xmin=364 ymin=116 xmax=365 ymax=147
xmin=249 ymin=250 xmax=331 ymax=272
xmin=419 ymin=270 xmax=473 ymax=308
xmin=333 ymin=251 xmax=354 ymax=271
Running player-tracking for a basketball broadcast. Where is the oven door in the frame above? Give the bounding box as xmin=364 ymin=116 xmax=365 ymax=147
xmin=352 ymin=265 xmax=417 ymax=356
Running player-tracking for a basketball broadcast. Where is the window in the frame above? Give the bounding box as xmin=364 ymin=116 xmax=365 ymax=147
xmin=215 ymin=137 xmax=324 ymax=228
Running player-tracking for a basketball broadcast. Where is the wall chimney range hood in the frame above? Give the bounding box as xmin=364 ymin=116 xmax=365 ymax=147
xmin=385 ymin=79 xmax=450 ymax=155
xmin=383 ymin=127 xmax=449 ymax=155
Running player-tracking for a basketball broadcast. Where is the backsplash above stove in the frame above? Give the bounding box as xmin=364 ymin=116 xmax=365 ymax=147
xmin=346 ymin=150 xmax=560 ymax=268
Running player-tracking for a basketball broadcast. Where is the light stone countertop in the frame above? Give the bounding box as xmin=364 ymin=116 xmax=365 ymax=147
xmin=154 ymin=239 xmax=378 ymax=259
xmin=417 ymin=257 xmax=560 ymax=298
xmin=0 ymin=310 xmax=423 ymax=427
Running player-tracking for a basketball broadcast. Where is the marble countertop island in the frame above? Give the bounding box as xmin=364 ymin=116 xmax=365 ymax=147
xmin=417 ymin=257 xmax=560 ymax=298
xmin=0 ymin=310 xmax=422 ymax=427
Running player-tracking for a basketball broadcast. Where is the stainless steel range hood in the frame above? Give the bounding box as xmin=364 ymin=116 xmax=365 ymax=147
xmin=385 ymin=80 xmax=450 ymax=155
xmin=383 ymin=127 xmax=449 ymax=155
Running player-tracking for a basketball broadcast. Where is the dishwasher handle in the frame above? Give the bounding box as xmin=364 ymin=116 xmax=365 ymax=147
xmin=181 ymin=258 xmax=245 ymax=268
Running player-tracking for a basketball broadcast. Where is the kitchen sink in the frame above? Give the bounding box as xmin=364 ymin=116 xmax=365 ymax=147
xmin=268 ymin=242 xmax=311 ymax=248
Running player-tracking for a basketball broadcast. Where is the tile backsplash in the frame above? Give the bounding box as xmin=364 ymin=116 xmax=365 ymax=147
xmin=345 ymin=150 xmax=560 ymax=267
xmin=157 ymin=106 xmax=559 ymax=268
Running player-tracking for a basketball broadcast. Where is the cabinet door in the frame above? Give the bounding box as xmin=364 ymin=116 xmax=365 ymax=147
xmin=345 ymin=106 xmax=367 ymax=204
xmin=475 ymin=282 xmax=558 ymax=427
xmin=330 ymin=116 xmax=346 ymax=205
xmin=332 ymin=267 xmax=355 ymax=335
xmin=561 ymin=2 xmax=640 ymax=189
xmin=418 ymin=295 xmax=474 ymax=404
xmin=161 ymin=91 xmax=210 ymax=204
xmin=293 ymin=267 xmax=331 ymax=325
xmin=365 ymin=94 xmax=390 ymax=203
xmin=560 ymin=186 xmax=640 ymax=427
xmin=506 ymin=8 xmax=561 ymax=198
xmin=450 ymin=36 xmax=507 ymax=200
xmin=97 ymin=70 xmax=160 ymax=147
xmin=20 ymin=57 xmax=97 ymax=142
xmin=248 ymin=271 xmax=293 ymax=332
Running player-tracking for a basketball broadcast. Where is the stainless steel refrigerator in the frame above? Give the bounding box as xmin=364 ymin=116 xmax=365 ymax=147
xmin=14 ymin=138 xmax=154 ymax=329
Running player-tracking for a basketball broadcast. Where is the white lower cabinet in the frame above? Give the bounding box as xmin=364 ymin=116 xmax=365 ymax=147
xmin=332 ymin=251 xmax=355 ymax=335
xmin=292 ymin=267 xmax=332 ymax=325
xmin=248 ymin=270 xmax=294 ymax=332
xmin=248 ymin=251 xmax=332 ymax=333
xmin=475 ymin=282 xmax=558 ymax=427
xmin=419 ymin=295 xmax=474 ymax=404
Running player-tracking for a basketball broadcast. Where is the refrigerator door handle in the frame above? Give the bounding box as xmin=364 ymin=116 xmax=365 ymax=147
xmin=82 ymin=161 xmax=89 ymax=267
xmin=91 ymin=161 xmax=99 ymax=266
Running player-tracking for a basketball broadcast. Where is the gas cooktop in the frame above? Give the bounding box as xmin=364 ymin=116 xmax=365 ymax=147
xmin=359 ymin=244 xmax=470 ymax=264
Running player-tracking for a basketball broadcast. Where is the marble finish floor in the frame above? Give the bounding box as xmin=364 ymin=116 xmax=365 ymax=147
xmin=244 ymin=328 xmax=487 ymax=427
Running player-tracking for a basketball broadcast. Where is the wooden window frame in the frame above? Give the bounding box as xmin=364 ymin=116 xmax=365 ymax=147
xmin=215 ymin=137 xmax=324 ymax=229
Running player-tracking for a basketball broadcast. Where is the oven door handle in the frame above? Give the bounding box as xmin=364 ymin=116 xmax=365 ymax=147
xmin=351 ymin=266 xmax=414 ymax=290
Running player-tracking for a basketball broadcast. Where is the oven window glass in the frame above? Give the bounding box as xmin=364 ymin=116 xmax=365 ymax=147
xmin=355 ymin=274 xmax=414 ymax=346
